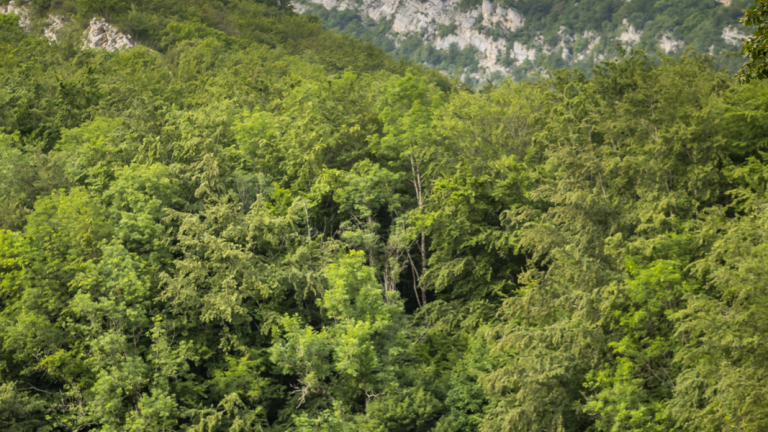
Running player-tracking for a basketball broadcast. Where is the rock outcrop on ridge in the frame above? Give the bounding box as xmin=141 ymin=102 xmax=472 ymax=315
xmin=293 ymin=0 xmax=751 ymax=82
xmin=294 ymin=0 xmax=527 ymax=79
xmin=0 ymin=2 xmax=135 ymax=51
xmin=82 ymin=18 xmax=135 ymax=51
xmin=0 ymin=1 xmax=30 ymax=29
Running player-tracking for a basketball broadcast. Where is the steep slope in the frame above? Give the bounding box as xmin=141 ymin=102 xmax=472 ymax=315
xmin=3 ymin=0 xmax=768 ymax=430
xmin=0 ymin=0 xmax=451 ymax=82
xmin=1 ymin=1 xmax=135 ymax=48
xmin=294 ymin=0 xmax=752 ymax=84
xmin=0 ymin=1 xmax=453 ymax=428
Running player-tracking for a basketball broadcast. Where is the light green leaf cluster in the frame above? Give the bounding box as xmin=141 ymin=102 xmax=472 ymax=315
xmin=270 ymin=251 xmax=406 ymax=411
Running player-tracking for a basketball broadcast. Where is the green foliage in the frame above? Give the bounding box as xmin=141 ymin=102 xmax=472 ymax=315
xmin=739 ymin=0 xmax=768 ymax=82
xmin=1 ymin=2 xmax=768 ymax=430
xmin=364 ymin=387 xmax=444 ymax=431
xmin=478 ymin=51 xmax=768 ymax=432
xmin=76 ymin=0 xmax=129 ymax=19
xmin=668 ymin=207 xmax=768 ymax=431
xmin=270 ymin=251 xmax=407 ymax=413
xmin=437 ymin=24 xmax=458 ymax=38
xmin=0 ymin=382 xmax=50 ymax=431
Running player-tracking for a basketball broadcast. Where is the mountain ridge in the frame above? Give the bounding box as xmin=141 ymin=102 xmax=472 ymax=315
xmin=293 ymin=0 xmax=752 ymax=84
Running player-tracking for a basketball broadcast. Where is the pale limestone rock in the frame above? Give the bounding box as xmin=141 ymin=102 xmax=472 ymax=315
xmin=44 ymin=15 xmax=63 ymax=42
xmin=722 ymin=25 xmax=747 ymax=46
xmin=533 ymin=32 xmax=550 ymax=55
xmin=556 ymin=26 xmax=574 ymax=60
xmin=295 ymin=0 xmax=716 ymax=81
xmin=587 ymin=33 xmax=601 ymax=51
xmin=0 ymin=4 xmax=70 ymax=45
xmin=0 ymin=4 xmax=136 ymax=50
xmin=82 ymin=18 xmax=135 ymax=51
xmin=0 ymin=1 xmax=30 ymax=30
xmin=575 ymin=30 xmax=601 ymax=62
xmin=292 ymin=2 xmax=310 ymax=13
xmin=658 ymin=32 xmax=681 ymax=54
xmin=293 ymin=0 xmax=527 ymax=79
xmin=717 ymin=0 xmax=731 ymax=6
xmin=511 ymin=41 xmax=535 ymax=63
xmin=530 ymin=28 xmax=574 ymax=59
xmin=480 ymin=0 xmax=523 ymax=33
xmin=618 ymin=18 xmax=642 ymax=47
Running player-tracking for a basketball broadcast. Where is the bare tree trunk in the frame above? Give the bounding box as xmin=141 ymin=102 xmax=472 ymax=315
xmin=407 ymin=251 xmax=422 ymax=309
xmin=303 ymin=201 xmax=312 ymax=244
xmin=419 ymin=231 xmax=427 ymax=306
xmin=409 ymin=154 xmax=428 ymax=306
xmin=366 ymin=215 xmax=377 ymax=269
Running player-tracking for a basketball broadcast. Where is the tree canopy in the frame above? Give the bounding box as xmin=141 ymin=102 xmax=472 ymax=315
xmin=1 ymin=1 xmax=768 ymax=431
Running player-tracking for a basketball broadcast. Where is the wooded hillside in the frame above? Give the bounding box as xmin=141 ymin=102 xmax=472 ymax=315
xmin=2 ymin=1 xmax=768 ymax=431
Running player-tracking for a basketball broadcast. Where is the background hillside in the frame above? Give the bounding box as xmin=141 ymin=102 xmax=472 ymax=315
xmin=0 ymin=0 xmax=451 ymax=78
xmin=294 ymin=0 xmax=752 ymax=84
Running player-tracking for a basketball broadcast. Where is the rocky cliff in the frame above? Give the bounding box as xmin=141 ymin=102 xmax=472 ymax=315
xmin=293 ymin=0 xmax=752 ymax=83
xmin=0 ymin=1 xmax=135 ymax=51
xmin=82 ymin=18 xmax=135 ymax=51
xmin=296 ymin=0 xmax=526 ymax=77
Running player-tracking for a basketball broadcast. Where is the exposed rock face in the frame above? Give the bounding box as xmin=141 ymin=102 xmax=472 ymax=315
xmin=0 ymin=1 xmax=30 ymax=30
xmin=722 ymin=25 xmax=747 ymax=46
xmin=576 ymin=30 xmax=601 ymax=62
xmin=294 ymin=0 xmax=742 ymax=82
xmin=290 ymin=0 xmax=631 ymax=80
xmin=44 ymin=15 xmax=63 ymax=42
xmin=82 ymin=18 xmax=135 ymax=51
xmin=658 ymin=33 xmax=682 ymax=54
xmin=618 ymin=18 xmax=642 ymax=47
xmin=0 ymin=4 xmax=132 ymax=50
xmin=295 ymin=0 xmax=529 ymax=78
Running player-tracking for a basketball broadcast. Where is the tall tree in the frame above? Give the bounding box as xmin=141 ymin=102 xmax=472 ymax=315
xmin=739 ymin=0 xmax=768 ymax=83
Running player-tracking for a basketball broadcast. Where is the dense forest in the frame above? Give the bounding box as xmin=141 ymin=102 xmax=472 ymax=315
xmin=2 ymin=0 xmax=768 ymax=431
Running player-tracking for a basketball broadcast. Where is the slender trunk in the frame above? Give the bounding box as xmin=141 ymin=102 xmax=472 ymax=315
xmin=303 ymin=202 xmax=312 ymax=244
xmin=366 ymin=215 xmax=376 ymax=268
xmin=420 ymin=231 xmax=427 ymax=306
xmin=407 ymin=251 xmax=422 ymax=309
xmin=410 ymin=153 xmax=428 ymax=306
